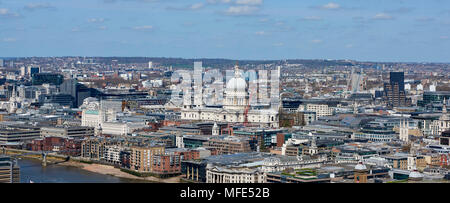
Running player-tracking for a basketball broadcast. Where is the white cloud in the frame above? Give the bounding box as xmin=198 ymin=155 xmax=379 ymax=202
xmin=190 ymin=3 xmax=204 ymax=10
xmin=88 ymin=18 xmax=106 ymax=23
xmin=24 ymin=3 xmax=54 ymax=11
xmin=224 ymin=5 xmax=260 ymax=16
xmin=235 ymin=0 xmax=263 ymax=6
xmin=132 ymin=25 xmax=154 ymax=31
xmin=0 ymin=8 xmax=20 ymax=18
xmin=300 ymin=16 xmax=323 ymax=21
xmin=273 ymin=42 xmax=284 ymax=47
xmin=167 ymin=3 xmax=205 ymax=11
xmin=0 ymin=9 xmax=8 ymax=15
xmin=207 ymin=0 xmax=232 ymax=4
xmin=104 ymin=0 xmax=161 ymax=3
xmin=71 ymin=27 xmax=80 ymax=32
xmin=3 ymin=38 xmax=17 ymax=42
xmin=320 ymin=2 xmax=340 ymax=10
xmin=255 ymin=31 xmax=267 ymax=35
xmin=372 ymin=13 xmax=394 ymax=20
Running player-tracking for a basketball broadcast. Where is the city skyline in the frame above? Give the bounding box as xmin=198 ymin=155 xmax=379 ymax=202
xmin=0 ymin=0 xmax=450 ymax=62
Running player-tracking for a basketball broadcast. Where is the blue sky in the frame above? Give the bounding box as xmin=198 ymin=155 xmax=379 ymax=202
xmin=0 ymin=0 xmax=449 ymax=62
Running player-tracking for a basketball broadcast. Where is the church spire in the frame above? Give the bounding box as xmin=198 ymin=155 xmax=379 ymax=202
xmin=441 ymin=98 xmax=448 ymax=121
xmin=212 ymin=122 xmax=219 ymax=136
xmin=443 ymin=98 xmax=447 ymax=114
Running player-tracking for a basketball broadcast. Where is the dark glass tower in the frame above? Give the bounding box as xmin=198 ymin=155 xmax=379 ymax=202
xmin=389 ymin=72 xmax=404 ymax=91
xmin=384 ymin=71 xmax=408 ymax=107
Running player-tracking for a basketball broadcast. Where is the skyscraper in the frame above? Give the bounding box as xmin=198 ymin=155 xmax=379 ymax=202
xmin=0 ymin=59 xmax=4 ymax=67
xmin=20 ymin=66 xmax=27 ymax=76
xmin=28 ymin=66 xmax=40 ymax=76
xmin=60 ymin=79 xmax=78 ymax=107
xmin=349 ymin=67 xmax=363 ymax=93
xmin=384 ymin=71 xmax=407 ymax=107
xmin=389 ymin=72 xmax=405 ymax=91
xmin=193 ymin=61 xmax=203 ymax=107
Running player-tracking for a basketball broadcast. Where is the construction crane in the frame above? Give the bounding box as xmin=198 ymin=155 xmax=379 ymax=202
xmin=243 ymin=88 xmax=254 ymax=127
xmin=244 ymin=103 xmax=250 ymax=126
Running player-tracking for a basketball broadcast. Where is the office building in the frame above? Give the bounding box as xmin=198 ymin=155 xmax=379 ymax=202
xmin=384 ymin=72 xmax=408 ymax=107
xmin=419 ymin=91 xmax=450 ymax=107
xmin=81 ymin=138 xmax=110 ymax=160
xmin=41 ymin=126 xmax=95 ymax=139
xmin=130 ymin=145 xmax=165 ymax=173
xmin=202 ymin=136 xmax=252 ymax=155
xmin=206 ymin=166 xmax=266 ymax=183
xmin=0 ymin=156 xmax=20 ymax=183
xmin=60 ymin=79 xmax=102 ymax=108
xmin=28 ymin=66 xmax=40 ymax=76
xmin=32 ymin=73 xmax=64 ymax=86
xmin=441 ymin=130 xmax=450 ymax=146
xmin=390 ymin=72 xmax=405 ymax=91
xmin=0 ymin=129 xmax=41 ymax=145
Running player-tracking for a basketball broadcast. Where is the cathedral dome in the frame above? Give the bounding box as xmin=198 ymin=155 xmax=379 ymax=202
xmin=226 ymin=77 xmax=246 ymax=91
xmin=226 ymin=64 xmax=246 ymax=92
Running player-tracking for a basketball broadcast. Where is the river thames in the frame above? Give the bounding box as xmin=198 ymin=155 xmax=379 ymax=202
xmin=17 ymin=158 xmax=145 ymax=183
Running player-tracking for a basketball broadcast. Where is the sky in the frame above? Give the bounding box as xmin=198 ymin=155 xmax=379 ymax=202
xmin=0 ymin=0 xmax=449 ymax=62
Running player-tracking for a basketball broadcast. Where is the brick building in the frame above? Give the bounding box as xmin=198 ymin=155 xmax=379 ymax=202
xmin=130 ymin=145 xmax=165 ymax=172
xmin=202 ymin=136 xmax=252 ymax=155
xmin=152 ymin=154 xmax=181 ymax=176
xmin=31 ymin=137 xmax=82 ymax=156
xmin=31 ymin=137 xmax=65 ymax=152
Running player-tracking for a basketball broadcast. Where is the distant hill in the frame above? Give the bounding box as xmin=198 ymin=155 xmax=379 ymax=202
xmin=3 ymin=56 xmax=449 ymax=69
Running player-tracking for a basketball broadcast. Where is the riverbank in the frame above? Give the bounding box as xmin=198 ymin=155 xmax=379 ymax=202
xmin=59 ymin=161 xmax=182 ymax=183
xmin=3 ymin=149 xmax=181 ymax=183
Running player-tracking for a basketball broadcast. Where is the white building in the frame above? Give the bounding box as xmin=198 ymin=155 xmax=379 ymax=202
xmin=103 ymin=145 xmax=123 ymax=165
xmin=81 ymin=97 xmax=146 ymax=136
xmin=405 ymin=83 xmax=411 ymax=91
xmin=281 ymin=138 xmax=309 ymax=156
xmin=430 ymin=100 xmax=450 ymax=136
xmin=20 ymin=67 xmax=27 ymax=76
xmin=206 ymin=165 xmax=266 ymax=183
xmin=299 ymin=103 xmax=333 ymax=119
xmin=176 ymin=135 xmax=184 ymax=148
xmin=416 ymin=84 xmax=423 ymax=91
xmin=430 ymin=84 xmax=436 ymax=92
xmin=260 ymin=155 xmax=327 ymax=173
xmin=399 ymin=119 xmax=409 ymax=142
xmin=0 ymin=86 xmax=20 ymax=113
xmin=81 ymin=98 xmax=116 ymax=128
